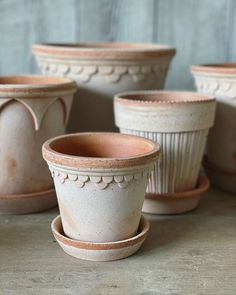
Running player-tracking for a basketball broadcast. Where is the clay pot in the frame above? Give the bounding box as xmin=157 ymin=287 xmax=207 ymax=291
xmin=0 ymin=75 xmax=77 ymax=214
xmin=32 ymin=43 xmax=176 ymax=132
xmin=114 ymin=91 xmax=216 ymax=213
xmin=191 ymin=64 xmax=236 ymax=193
xmin=43 ymin=132 xmax=159 ymax=242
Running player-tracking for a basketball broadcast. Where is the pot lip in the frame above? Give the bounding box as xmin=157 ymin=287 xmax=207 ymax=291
xmin=114 ymin=90 xmax=215 ymax=106
xmin=0 ymin=75 xmax=77 ymax=95
xmin=32 ymin=42 xmax=176 ymax=59
xmin=43 ymin=132 xmax=160 ymax=170
xmin=191 ymin=63 xmax=236 ymax=75
xmin=51 ymin=215 xmax=149 ymax=250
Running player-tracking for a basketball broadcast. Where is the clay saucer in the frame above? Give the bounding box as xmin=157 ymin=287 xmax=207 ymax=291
xmin=0 ymin=188 xmax=57 ymax=214
xmin=51 ymin=215 xmax=150 ymax=262
xmin=203 ymin=157 xmax=236 ymax=194
xmin=142 ymin=175 xmax=209 ymax=215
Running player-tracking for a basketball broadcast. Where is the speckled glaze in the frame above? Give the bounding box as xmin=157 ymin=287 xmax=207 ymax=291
xmin=43 ymin=132 xmax=159 ymax=242
xmin=51 ymin=214 xmax=150 ymax=261
xmin=32 ymin=43 xmax=175 ymax=132
xmin=191 ymin=64 xmax=236 ymax=193
xmin=114 ymin=91 xmax=216 ymax=214
xmin=0 ymin=75 xmax=77 ymax=214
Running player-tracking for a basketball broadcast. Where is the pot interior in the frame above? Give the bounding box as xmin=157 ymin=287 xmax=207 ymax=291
xmin=0 ymin=75 xmax=71 ymax=85
xmin=49 ymin=133 xmax=156 ymax=159
xmin=116 ymin=91 xmax=212 ymax=104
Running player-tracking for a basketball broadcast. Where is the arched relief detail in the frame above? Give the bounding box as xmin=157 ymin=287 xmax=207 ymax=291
xmin=0 ymin=97 xmax=73 ymax=131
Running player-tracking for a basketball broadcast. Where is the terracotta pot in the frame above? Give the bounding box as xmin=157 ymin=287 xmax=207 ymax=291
xmin=43 ymin=132 xmax=159 ymax=242
xmin=114 ymin=91 xmax=216 ymax=195
xmin=32 ymin=43 xmax=176 ymax=132
xmin=0 ymin=75 xmax=77 ymax=214
xmin=191 ymin=64 xmax=236 ymax=193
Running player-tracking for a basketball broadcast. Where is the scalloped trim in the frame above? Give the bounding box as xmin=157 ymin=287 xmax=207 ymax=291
xmin=36 ymin=59 xmax=169 ymax=84
xmin=49 ymin=167 xmax=151 ymax=190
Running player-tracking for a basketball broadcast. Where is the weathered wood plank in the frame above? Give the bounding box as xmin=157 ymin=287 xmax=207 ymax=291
xmin=155 ymin=0 xmax=232 ymax=90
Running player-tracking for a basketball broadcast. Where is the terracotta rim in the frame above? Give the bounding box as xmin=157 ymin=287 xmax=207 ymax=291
xmin=203 ymin=157 xmax=236 ymax=176
xmin=145 ymin=175 xmax=209 ymax=200
xmin=51 ymin=215 xmax=149 ymax=250
xmin=43 ymin=132 xmax=160 ymax=169
xmin=191 ymin=64 xmax=236 ymax=75
xmin=0 ymin=187 xmax=55 ymax=200
xmin=0 ymin=75 xmax=77 ymax=96
xmin=115 ymin=91 xmax=215 ymax=106
xmin=32 ymin=42 xmax=176 ymax=59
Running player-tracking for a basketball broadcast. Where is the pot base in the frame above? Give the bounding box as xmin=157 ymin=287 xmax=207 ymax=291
xmin=142 ymin=175 xmax=209 ymax=215
xmin=51 ymin=215 xmax=150 ymax=262
xmin=0 ymin=188 xmax=57 ymax=214
xmin=203 ymin=157 xmax=236 ymax=194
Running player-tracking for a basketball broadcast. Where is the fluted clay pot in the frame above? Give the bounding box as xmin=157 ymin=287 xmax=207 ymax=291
xmin=43 ymin=132 xmax=159 ymax=242
xmin=114 ymin=91 xmax=216 ymax=213
xmin=191 ymin=64 xmax=236 ymax=193
xmin=0 ymin=75 xmax=77 ymax=214
xmin=32 ymin=43 xmax=176 ymax=132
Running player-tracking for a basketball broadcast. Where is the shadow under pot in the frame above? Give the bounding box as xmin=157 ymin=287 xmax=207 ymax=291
xmin=32 ymin=42 xmax=176 ymax=132
xmin=42 ymin=133 xmax=159 ymax=260
xmin=191 ymin=64 xmax=236 ymax=193
xmin=114 ymin=91 xmax=216 ymax=214
xmin=0 ymin=75 xmax=77 ymax=214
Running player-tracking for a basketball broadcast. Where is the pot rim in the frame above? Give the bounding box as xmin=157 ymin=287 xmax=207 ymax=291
xmin=115 ymin=90 xmax=215 ymax=106
xmin=43 ymin=132 xmax=160 ymax=169
xmin=0 ymin=75 xmax=77 ymax=97
xmin=32 ymin=42 xmax=176 ymax=60
xmin=191 ymin=63 xmax=236 ymax=75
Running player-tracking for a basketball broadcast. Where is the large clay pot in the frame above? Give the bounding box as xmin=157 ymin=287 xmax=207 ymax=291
xmin=114 ymin=91 xmax=215 ymax=214
xmin=191 ymin=64 xmax=236 ymax=193
xmin=32 ymin=43 xmax=175 ymax=132
xmin=0 ymin=75 xmax=77 ymax=214
xmin=43 ymin=132 xmax=159 ymax=242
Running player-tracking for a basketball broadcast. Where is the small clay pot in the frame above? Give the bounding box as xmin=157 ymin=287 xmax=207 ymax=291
xmin=43 ymin=132 xmax=159 ymax=243
xmin=32 ymin=43 xmax=176 ymax=132
xmin=191 ymin=64 xmax=236 ymax=193
xmin=0 ymin=75 xmax=77 ymax=214
xmin=114 ymin=91 xmax=216 ymax=213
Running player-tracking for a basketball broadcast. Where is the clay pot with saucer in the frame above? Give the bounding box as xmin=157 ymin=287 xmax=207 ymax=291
xmin=43 ymin=132 xmax=159 ymax=261
xmin=191 ymin=64 xmax=236 ymax=193
xmin=114 ymin=91 xmax=216 ymax=214
xmin=32 ymin=42 xmax=175 ymax=132
xmin=0 ymin=75 xmax=77 ymax=214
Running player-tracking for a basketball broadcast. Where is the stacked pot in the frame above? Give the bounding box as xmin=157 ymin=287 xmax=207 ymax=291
xmin=191 ymin=64 xmax=236 ymax=193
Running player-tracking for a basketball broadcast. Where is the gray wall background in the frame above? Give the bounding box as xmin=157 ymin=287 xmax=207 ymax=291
xmin=0 ymin=0 xmax=235 ymax=90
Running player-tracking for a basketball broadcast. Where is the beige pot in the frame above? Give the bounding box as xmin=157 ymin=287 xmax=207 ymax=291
xmin=191 ymin=64 xmax=236 ymax=193
xmin=114 ymin=91 xmax=216 ymax=214
xmin=43 ymin=132 xmax=159 ymax=242
xmin=0 ymin=75 xmax=77 ymax=214
xmin=32 ymin=43 xmax=175 ymax=132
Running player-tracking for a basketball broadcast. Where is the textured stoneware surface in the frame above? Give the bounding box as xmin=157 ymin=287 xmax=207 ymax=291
xmin=142 ymin=175 xmax=209 ymax=214
xmin=0 ymin=75 xmax=77 ymax=214
xmin=114 ymin=91 xmax=216 ymax=198
xmin=32 ymin=43 xmax=175 ymax=132
xmin=43 ymin=132 xmax=159 ymax=242
xmin=191 ymin=64 xmax=236 ymax=193
xmin=51 ymin=214 xmax=150 ymax=262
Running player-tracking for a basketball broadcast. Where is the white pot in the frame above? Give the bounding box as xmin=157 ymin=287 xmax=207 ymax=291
xmin=0 ymin=75 xmax=76 ymax=213
xmin=191 ymin=64 xmax=236 ymax=193
xmin=32 ymin=43 xmax=175 ymax=132
xmin=114 ymin=91 xmax=216 ymax=194
xmin=43 ymin=132 xmax=159 ymax=242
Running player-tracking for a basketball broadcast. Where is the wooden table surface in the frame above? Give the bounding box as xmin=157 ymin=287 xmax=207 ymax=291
xmin=0 ymin=188 xmax=235 ymax=295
